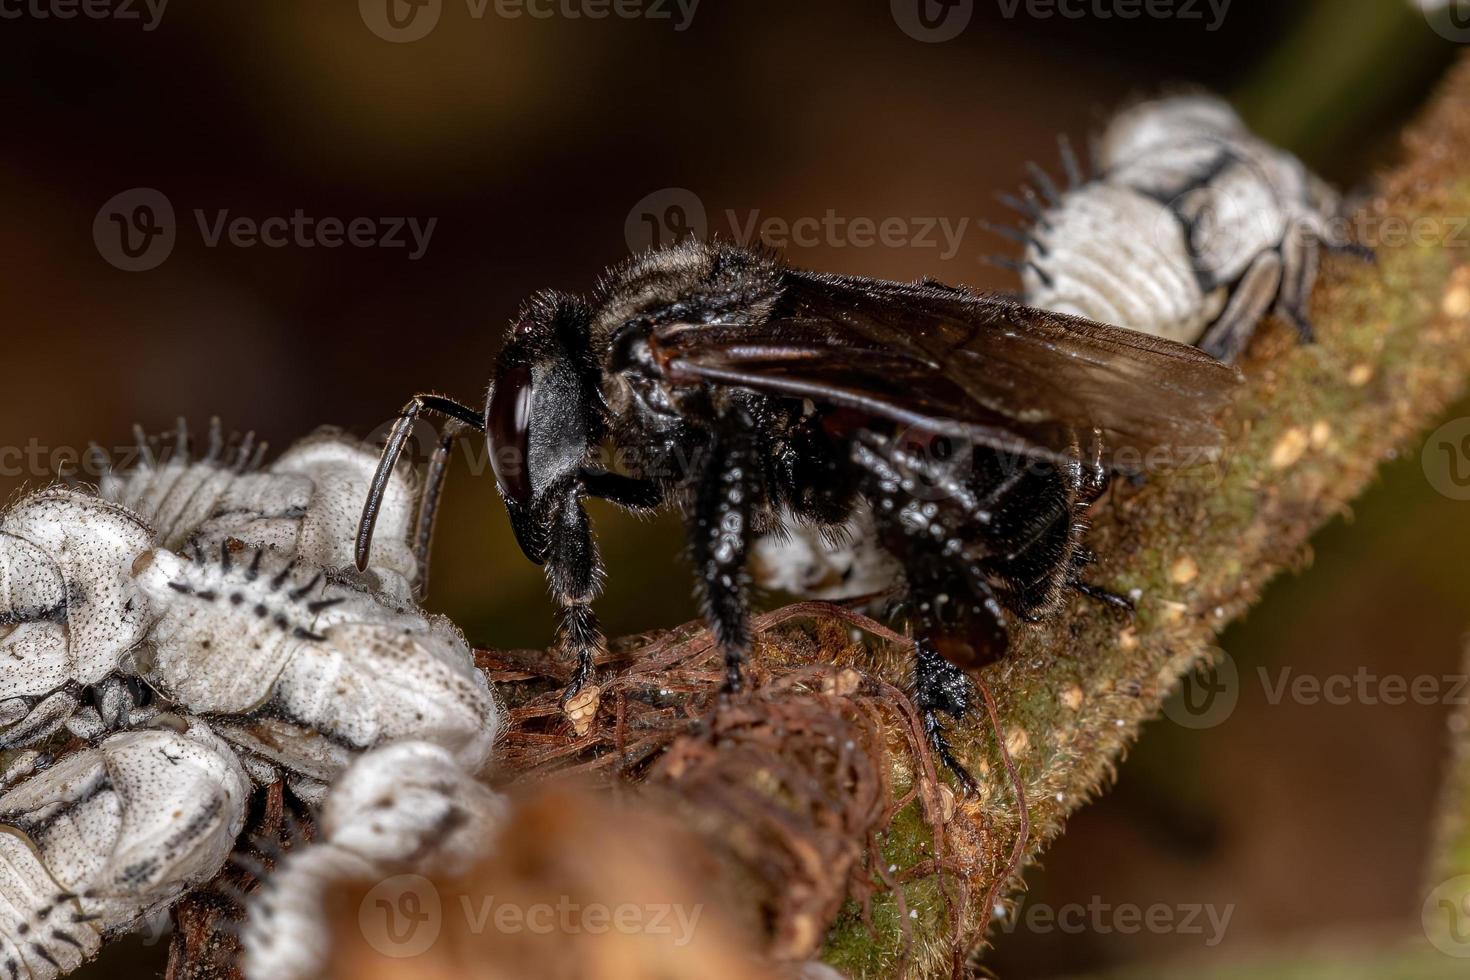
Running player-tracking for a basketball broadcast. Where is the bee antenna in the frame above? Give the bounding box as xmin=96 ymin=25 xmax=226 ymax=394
xmin=1025 ymin=162 xmax=1063 ymax=206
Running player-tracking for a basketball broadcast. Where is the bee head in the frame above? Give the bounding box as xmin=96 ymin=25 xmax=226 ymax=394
xmin=487 ymin=292 xmax=601 ymax=564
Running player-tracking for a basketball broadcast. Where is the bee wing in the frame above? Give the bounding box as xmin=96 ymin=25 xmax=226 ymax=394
xmin=650 ymin=270 xmax=1240 ymax=465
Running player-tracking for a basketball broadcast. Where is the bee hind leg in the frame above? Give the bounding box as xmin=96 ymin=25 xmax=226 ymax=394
xmin=914 ymin=642 xmax=981 ymax=796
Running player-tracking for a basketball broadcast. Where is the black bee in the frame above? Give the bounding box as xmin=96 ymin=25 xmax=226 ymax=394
xmin=356 ymin=240 xmax=1237 ymax=789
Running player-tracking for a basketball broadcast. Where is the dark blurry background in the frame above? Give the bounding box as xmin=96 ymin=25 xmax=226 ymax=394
xmin=3 ymin=1 xmax=1468 ymax=976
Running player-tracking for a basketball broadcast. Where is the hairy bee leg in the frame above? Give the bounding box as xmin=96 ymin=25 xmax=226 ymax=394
xmin=357 ymin=394 xmax=486 ymax=574
xmin=914 ymin=643 xmax=980 ymax=796
xmin=546 ymin=486 xmax=607 ymax=704
xmin=412 ymin=418 xmax=471 ymax=598
xmin=1198 ymin=250 xmax=1283 ymax=362
xmin=849 ymin=430 xmax=1001 ymax=792
xmin=1057 ymin=433 xmax=1135 ymax=613
xmin=558 ymin=601 xmax=602 ymax=701
xmin=580 ymin=469 xmax=663 ymax=511
xmin=686 ymin=426 xmax=759 ymax=694
xmin=545 ymin=471 xmax=663 ymax=707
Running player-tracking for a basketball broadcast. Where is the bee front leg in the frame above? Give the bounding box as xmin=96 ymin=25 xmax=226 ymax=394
xmin=687 ymin=425 xmax=759 ymax=694
xmin=544 ymin=486 xmax=606 ymax=711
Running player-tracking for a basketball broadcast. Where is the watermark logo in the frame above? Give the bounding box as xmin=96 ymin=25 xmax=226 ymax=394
xmin=995 ymin=896 xmax=1234 ymax=947
xmin=1423 ymin=417 xmax=1470 ymax=500
xmin=92 ymin=189 xmax=438 ymax=271
xmin=994 ymin=0 xmax=1230 ymax=31
xmin=1259 ymin=667 xmax=1469 ymax=709
xmin=360 ymin=0 xmax=443 ymax=42
xmin=1163 ymin=657 xmax=1470 ymax=731
xmin=361 ymin=0 xmax=699 ymax=41
xmin=623 ymin=188 xmax=974 ymax=260
xmin=355 ymin=877 xmax=704 ymax=955
xmin=891 ymin=0 xmax=974 ymax=42
xmin=1162 ymin=652 xmax=1238 ymax=729
xmin=360 ymin=874 xmax=443 ymax=959
xmin=0 ymin=0 xmax=168 ymax=30
xmin=1420 ymin=0 xmax=1470 ymax=43
xmin=625 ymin=187 xmax=708 ymax=252
xmin=94 ymin=188 xmax=176 ymax=272
xmin=1423 ymin=875 xmax=1470 ymax=957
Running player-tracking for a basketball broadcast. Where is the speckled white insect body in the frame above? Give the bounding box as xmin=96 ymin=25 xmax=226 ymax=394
xmin=132 ymin=544 xmax=499 ymax=798
xmin=0 ymin=722 xmax=249 ymax=979
xmin=0 ymin=424 xmax=428 ymax=753
xmin=0 ymin=421 xmax=506 ymax=977
xmin=242 ymin=740 xmax=506 ymax=980
xmin=100 ymin=422 xmax=420 ymax=600
xmin=1001 ymin=94 xmax=1363 ymax=362
xmin=0 ymin=489 xmax=153 ymax=747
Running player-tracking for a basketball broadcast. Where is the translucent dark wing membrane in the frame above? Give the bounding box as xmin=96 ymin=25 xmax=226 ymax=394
xmin=651 ymin=270 xmax=1240 ymax=466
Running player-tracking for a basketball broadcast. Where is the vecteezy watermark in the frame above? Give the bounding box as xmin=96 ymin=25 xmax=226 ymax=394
xmin=994 ymin=0 xmax=1231 ymax=31
xmin=890 ymin=0 xmax=974 ymax=42
xmin=357 ymin=875 xmax=705 ymax=959
xmin=1418 ymin=0 xmax=1470 ymax=44
xmin=1260 ymin=667 xmax=1470 ymax=709
xmin=1423 ymin=417 xmax=1470 ymax=500
xmin=891 ymin=0 xmax=1230 ymax=40
xmin=93 ymin=188 xmax=177 ymax=273
xmin=993 ymin=896 xmax=1235 ymax=947
xmin=359 ymin=0 xmax=698 ymax=42
xmin=625 ymin=187 xmax=974 ymax=260
xmin=93 ymin=188 xmax=437 ymax=272
xmin=1163 ymin=653 xmax=1470 ymax=731
xmin=1423 ymin=875 xmax=1470 ymax=957
xmin=0 ymin=0 xmax=167 ymax=30
xmin=1162 ymin=653 xmax=1240 ymax=730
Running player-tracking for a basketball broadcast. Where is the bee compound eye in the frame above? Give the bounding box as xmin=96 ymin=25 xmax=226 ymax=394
xmin=488 ymin=363 xmax=535 ymax=506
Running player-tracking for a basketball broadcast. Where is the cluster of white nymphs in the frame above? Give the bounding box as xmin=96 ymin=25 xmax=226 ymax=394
xmin=995 ymin=94 xmax=1358 ymax=362
xmin=0 ymin=422 xmax=505 ymax=978
xmin=241 ymin=741 xmax=506 ymax=978
xmin=0 ymin=723 xmax=251 ymax=976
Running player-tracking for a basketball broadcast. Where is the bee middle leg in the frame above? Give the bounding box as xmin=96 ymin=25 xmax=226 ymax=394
xmin=685 ymin=424 xmax=760 ymax=694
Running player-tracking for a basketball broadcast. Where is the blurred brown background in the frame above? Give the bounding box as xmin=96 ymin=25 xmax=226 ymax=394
xmin=3 ymin=0 xmax=1469 ymax=976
